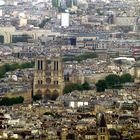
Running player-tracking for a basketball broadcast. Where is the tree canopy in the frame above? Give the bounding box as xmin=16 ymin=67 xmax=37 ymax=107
xmin=96 ymin=80 xmax=107 ymax=92
xmin=105 ymin=74 xmax=121 ymax=87
xmin=0 ymin=61 xmax=34 ymax=78
xmin=32 ymin=94 xmax=42 ymax=101
xmin=96 ymin=73 xmax=134 ymax=92
xmin=120 ymin=73 xmax=134 ymax=83
xmin=63 ymin=53 xmax=98 ymax=62
xmin=39 ymin=18 xmax=51 ymax=28
xmin=63 ymin=82 xmax=91 ymax=94
xmin=0 ymin=96 xmax=24 ymax=106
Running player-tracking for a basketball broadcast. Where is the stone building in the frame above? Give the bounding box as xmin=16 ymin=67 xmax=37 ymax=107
xmin=97 ymin=113 xmax=109 ymax=140
xmin=34 ymin=56 xmax=64 ymax=100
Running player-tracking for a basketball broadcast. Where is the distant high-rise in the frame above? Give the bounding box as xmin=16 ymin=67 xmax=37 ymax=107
xmin=61 ymin=13 xmax=69 ymax=28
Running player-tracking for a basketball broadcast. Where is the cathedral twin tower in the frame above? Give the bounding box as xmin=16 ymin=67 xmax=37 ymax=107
xmin=34 ymin=56 xmax=64 ymax=100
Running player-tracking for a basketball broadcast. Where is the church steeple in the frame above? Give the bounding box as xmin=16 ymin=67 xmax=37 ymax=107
xmin=97 ymin=113 xmax=109 ymax=140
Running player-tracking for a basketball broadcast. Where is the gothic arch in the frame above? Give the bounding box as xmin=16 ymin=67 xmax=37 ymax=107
xmin=36 ymin=89 xmax=42 ymax=94
xmin=51 ymin=90 xmax=59 ymax=100
xmin=44 ymin=89 xmax=51 ymax=100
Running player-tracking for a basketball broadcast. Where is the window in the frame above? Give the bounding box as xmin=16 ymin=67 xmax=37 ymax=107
xmin=64 ymin=73 xmax=69 ymax=81
xmin=100 ymin=128 xmax=102 ymax=133
xmin=54 ymin=61 xmax=58 ymax=71
xmin=37 ymin=60 xmax=43 ymax=70
xmin=101 ymin=136 xmax=105 ymax=140
xmin=38 ymin=80 xmax=43 ymax=85
xmin=54 ymin=81 xmax=58 ymax=85
xmin=46 ymin=78 xmax=51 ymax=84
xmin=38 ymin=60 xmax=40 ymax=70
xmin=56 ymin=81 xmax=58 ymax=85
xmin=41 ymin=80 xmax=43 ymax=84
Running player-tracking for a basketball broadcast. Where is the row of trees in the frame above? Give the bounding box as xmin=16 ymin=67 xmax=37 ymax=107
xmin=0 ymin=96 xmax=24 ymax=106
xmin=63 ymin=53 xmax=98 ymax=62
xmin=63 ymin=82 xmax=91 ymax=94
xmin=32 ymin=94 xmax=42 ymax=102
xmin=33 ymin=93 xmax=59 ymax=101
xmin=0 ymin=61 xmax=34 ymax=78
xmin=96 ymin=73 xmax=134 ymax=92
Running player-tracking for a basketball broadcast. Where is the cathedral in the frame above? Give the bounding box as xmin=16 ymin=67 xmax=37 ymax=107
xmin=34 ymin=56 xmax=64 ymax=100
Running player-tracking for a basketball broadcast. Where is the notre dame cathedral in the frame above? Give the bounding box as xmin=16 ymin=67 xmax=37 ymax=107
xmin=34 ymin=56 xmax=64 ymax=100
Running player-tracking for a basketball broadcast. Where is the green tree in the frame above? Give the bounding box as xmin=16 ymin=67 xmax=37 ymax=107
xmin=63 ymin=52 xmax=98 ymax=62
xmin=0 ymin=66 xmax=6 ymax=78
xmin=18 ymin=96 xmax=24 ymax=103
xmin=10 ymin=63 xmax=19 ymax=71
xmin=105 ymin=74 xmax=121 ymax=88
xmin=39 ymin=18 xmax=51 ymax=28
xmin=82 ymin=82 xmax=91 ymax=90
xmin=0 ymin=96 xmax=24 ymax=106
xmin=20 ymin=61 xmax=34 ymax=69
xmin=4 ymin=64 xmax=11 ymax=72
xmin=96 ymin=80 xmax=107 ymax=92
xmin=0 ymin=61 xmax=34 ymax=78
xmin=33 ymin=94 xmax=42 ymax=101
xmin=63 ymin=82 xmax=92 ymax=94
xmin=63 ymin=83 xmax=83 ymax=94
xmin=120 ymin=73 xmax=134 ymax=83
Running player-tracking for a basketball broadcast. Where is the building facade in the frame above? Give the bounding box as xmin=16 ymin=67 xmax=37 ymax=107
xmin=34 ymin=56 xmax=64 ymax=100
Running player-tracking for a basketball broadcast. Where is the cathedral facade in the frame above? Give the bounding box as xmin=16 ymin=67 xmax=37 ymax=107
xmin=34 ymin=56 xmax=64 ymax=100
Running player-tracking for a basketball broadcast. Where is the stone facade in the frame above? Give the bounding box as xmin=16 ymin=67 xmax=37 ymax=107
xmin=34 ymin=56 xmax=64 ymax=100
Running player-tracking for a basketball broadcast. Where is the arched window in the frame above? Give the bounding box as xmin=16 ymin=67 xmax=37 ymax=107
xmin=44 ymin=89 xmax=51 ymax=100
xmin=36 ymin=89 xmax=42 ymax=94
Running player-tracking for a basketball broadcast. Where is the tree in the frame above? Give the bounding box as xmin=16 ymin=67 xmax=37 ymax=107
xmin=4 ymin=64 xmax=11 ymax=72
xmin=39 ymin=18 xmax=51 ymax=28
xmin=63 ymin=83 xmax=83 ymax=94
xmin=20 ymin=61 xmax=34 ymax=69
xmin=0 ymin=61 xmax=34 ymax=78
xmin=105 ymin=74 xmax=121 ymax=88
xmin=0 ymin=66 xmax=6 ymax=78
xmin=63 ymin=81 xmax=92 ymax=94
xmin=82 ymin=82 xmax=91 ymax=90
xmin=96 ymin=80 xmax=107 ymax=92
xmin=63 ymin=52 xmax=98 ymax=62
xmin=0 ymin=96 xmax=24 ymax=106
xmin=18 ymin=96 xmax=24 ymax=103
xmin=120 ymin=73 xmax=134 ymax=83
xmin=33 ymin=94 xmax=42 ymax=101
